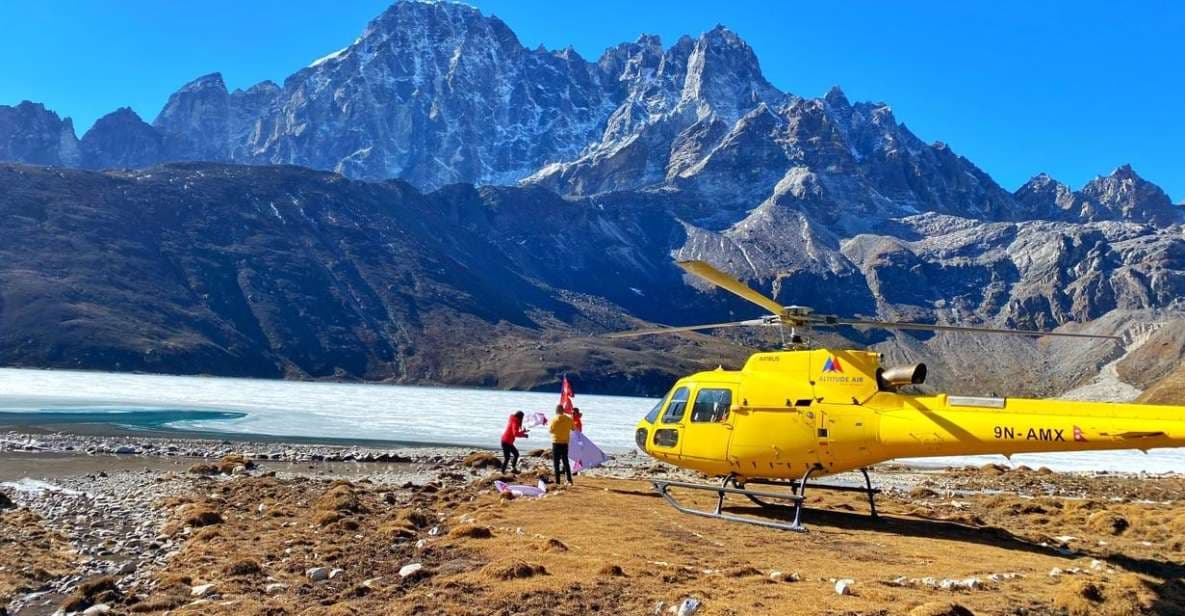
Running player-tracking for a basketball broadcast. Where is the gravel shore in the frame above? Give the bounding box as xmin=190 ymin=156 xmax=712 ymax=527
xmin=1 ymin=431 xmax=663 ymax=615
xmin=3 ymin=431 xmax=1183 ymax=615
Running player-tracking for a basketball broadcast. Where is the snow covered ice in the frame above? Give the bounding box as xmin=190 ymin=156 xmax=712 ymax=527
xmin=0 ymin=367 xmax=1182 ymax=472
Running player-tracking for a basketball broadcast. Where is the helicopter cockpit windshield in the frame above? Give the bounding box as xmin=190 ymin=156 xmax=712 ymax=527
xmin=643 ymin=386 xmax=676 ymax=424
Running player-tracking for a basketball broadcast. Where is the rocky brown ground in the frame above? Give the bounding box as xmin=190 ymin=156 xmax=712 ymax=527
xmin=4 ymin=446 xmax=1185 ymax=616
xmin=0 ymin=507 xmax=74 ymax=609
xmin=1139 ymin=363 xmax=1185 ymax=406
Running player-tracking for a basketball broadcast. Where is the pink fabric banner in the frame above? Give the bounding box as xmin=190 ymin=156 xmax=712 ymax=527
xmin=568 ymin=431 xmax=608 ymax=472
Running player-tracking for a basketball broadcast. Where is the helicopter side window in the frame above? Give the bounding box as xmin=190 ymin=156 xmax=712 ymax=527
xmin=690 ymin=389 xmax=733 ymax=423
xmin=661 ymin=387 xmax=690 ymax=424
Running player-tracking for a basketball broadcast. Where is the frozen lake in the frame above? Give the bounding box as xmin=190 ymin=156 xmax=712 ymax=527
xmin=0 ymin=368 xmax=1181 ymax=473
xmin=0 ymin=368 xmax=654 ymax=452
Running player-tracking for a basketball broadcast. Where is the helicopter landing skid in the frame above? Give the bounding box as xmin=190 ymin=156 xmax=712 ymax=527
xmin=652 ymin=468 xmax=881 ymax=532
xmin=739 ymin=468 xmax=881 ymax=521
xmin=652 ymin=478 xmax=808 ymax=532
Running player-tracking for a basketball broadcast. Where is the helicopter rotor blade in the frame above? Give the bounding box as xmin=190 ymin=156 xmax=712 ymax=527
xmin=605 ymin=317 xmax=775 ymax=339
xmin=819 ymin=316 xmax=1121 ymax=340
xmin=676 ymin=260 xmax=788 ymax=318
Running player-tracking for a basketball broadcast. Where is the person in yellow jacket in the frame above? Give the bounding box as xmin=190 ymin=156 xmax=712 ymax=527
xmin=549 ymin=404 xmax=574 ymax=485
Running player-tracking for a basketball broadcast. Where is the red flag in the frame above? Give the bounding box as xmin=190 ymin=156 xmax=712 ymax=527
xmin=560 ymin=376 xmax=575 ymax=413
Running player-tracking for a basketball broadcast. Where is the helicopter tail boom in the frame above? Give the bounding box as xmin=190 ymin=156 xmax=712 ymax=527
xmin=873 ymin=394 xmax=1185 ymax=462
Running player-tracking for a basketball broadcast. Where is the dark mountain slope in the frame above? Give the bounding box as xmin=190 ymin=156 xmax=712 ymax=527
xmin=0 ymin=163 xmax=751 ymax=392
xmin=2 ymin=162 xmax=1182 ymax=397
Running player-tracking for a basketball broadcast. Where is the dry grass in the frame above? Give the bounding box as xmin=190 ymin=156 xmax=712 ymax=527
xmin=1087 ymin=510 xmax=1131 ymax=535
xmin=1054 ymin=575 xmax=1159 ymax=616
xmin=187 ymin=462 xmax=220 ymax=475
xmin=481 ymin=560 xmax=548 ymax=580
xmin=217 ymin=453 xmax=255 ymax=473
xmin=397 ymin=507 xmax=434 ymax=529
xmin=60 ymin=575 xmax=120 ymax=612
xmin=462 ymin=451 xmax=502 ymax=469
xmin=1139 ymin=362 xmax=1185 ymax=404
xmin=316 ymin=483 xmax=362 ymax=513
xmin=224 ymin=559 xmax=261 ymax=577
xmin=188 ymin=454 xmax=256 ymax=476
xmin=183 ymin=505 xmax=223 ymax=528
xmin=908 ymin=602 xmax=974 ymax=616
xmin=0 ymin=508 xmax=75 ymax=604
xmin=540 ymin=537 xmax=568 ymax=553
xmin=128 ymin=595 xmax=188 ymax=612
xmin=448 ymin=524 xmax=493 ymax=539
xmin=1054 ymin=579 xmax=1105 ymax=615
xmin=598 ymin=563 xmax=625 ymax=577
xmin=722 ymin=565 xmax=763 ymax=578
xmin=94 ymin=469 xmax=1185 ymax=616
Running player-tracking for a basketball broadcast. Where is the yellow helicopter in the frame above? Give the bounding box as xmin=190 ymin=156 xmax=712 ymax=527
xmin=614 ymin=260 xmax=1185 ymax=531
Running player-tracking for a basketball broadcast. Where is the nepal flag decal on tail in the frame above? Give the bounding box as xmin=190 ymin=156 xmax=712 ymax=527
xmin=823 ymin=356 xmax=844 ymax=373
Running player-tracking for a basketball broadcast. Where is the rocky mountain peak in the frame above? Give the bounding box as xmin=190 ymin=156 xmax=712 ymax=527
xmin=369 ymin=0 xmax=480 ymax=26
xmin=151 ymin=71 xmax=237 ymax=162
xmin=702 ymin=24 xmax=745 ymax=47
xmin=680 ymin=25 xmax=782 ymax=121
xmin=80 ymin=107 xmax=162 ymax=169
xmin=172 ymin=72 xmax=228 ymax=96
xmin=596 ymin=35 xmax=662 ymax=80
xmin=0 ymin=100 xmax=79 ymax=166
xmin=1023 ymin=172 xmax=1058 ymax=188
xmin=1078 ymin=164 xmax=1180 ymax=226
xmin=234 ymin=80 xmax=280 ymax=98
xmin=0 ymin=0 xmax=1176 ymax=230
xmin=364 ymin=0 xmax=517 ymax=52
xmin=636 ymin=33 xmax=663 ymax=47
xmin=1110 ymin=163 xmax=1137 ymax=180
xmin=823 ymin=85 xmax=851 ymax=110
xmin=1013 ymin=166 xmax=1182 ymax=225
xmin=1014 ymin=172 xmax=1076 ymax=219
xmin=102 ymin=106 xmax=144 ymax=122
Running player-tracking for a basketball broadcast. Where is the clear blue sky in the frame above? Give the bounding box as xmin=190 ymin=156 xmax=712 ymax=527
xmin=2 ymin=1 xmax=1181 ymax=200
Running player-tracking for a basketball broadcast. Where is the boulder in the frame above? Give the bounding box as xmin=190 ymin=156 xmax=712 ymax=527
xmin=674 ymin=598 xmax=701 ymax=616
xmin=190 ymin=583 xmax=216 ymax=597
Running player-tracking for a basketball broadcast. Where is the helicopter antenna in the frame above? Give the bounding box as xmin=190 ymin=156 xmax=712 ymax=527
xmin=605 ymin=260 xmax=1122 ymax=343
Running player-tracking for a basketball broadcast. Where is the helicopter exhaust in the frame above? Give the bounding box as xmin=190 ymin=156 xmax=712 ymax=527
xmin=878 ymin=363 xmax=927 ymax=389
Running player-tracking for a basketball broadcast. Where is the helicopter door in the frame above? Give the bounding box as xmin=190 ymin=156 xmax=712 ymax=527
xmin=814 ymin=406 xmax=875 ymax=473
xmin=678 ymin=387 xmax=735 ymax=464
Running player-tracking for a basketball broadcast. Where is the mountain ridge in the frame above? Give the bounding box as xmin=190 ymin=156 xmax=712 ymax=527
xmin=0 ymin=161 xmax=1180 ymax=397
xmin=0 ymin=1 xmax=1182 ymax=396
xmin=0 ymin=0 xmax=1179 ymax=226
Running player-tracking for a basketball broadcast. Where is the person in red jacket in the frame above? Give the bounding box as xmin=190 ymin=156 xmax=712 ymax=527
xmin=571 ymin=408 xmax=583 ymax=432
xmin=500 ymin=411 xmax=528 ymax=473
